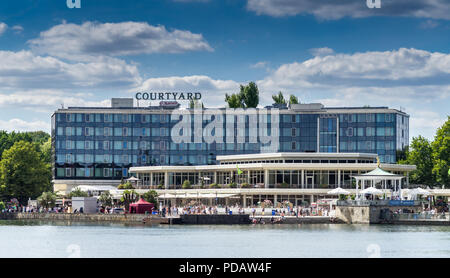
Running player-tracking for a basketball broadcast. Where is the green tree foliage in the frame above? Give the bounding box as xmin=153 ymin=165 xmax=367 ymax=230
xmin=0 ymin=141 xmax=52 ymax=204
xmin=272 ymin=92 xmax=299 ymax=105
xmin=40 ymin=137 xmax=52 ymax=164
xmin=272 ymin=91 xmax=286 ymax=104
xmin=121 ymin=190 xmax=139 ymax=211
xmin=399 ymin=136 xmax=435 ymax=185
xmin=0 ymin=131 xmax=50 ymax=159
xmin=141 ymin=190 xmax=158 ymax=207
xmin=182 ymin=180 xmax=192 ymax=189
xmin=240 ymin=82 xmax=259 ymax=108
xmin=37 ymin=191 xmax=57 ymax=209
xmin=0 ymin=201 xmax=5 ymax=211
xmin=99 ymin=191 xmax=113 ymax=207
xmin=289 ymin=95 xmax=299 ymax=105
xmin=225 ymin=93 xmax=244 ymax=108
xmin=225 ymin=82 xmax=259 ymax=108
xmin=68 ymin=188 xmax=89 ymax=198
xmin=432 ymin=116 xmax=450 ymax=187
xmin=118 ymin=182 xmax=134 ymax=189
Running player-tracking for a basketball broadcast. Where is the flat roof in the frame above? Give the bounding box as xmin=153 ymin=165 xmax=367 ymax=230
xmin=216 ymin=152 xmax=378 ymax=161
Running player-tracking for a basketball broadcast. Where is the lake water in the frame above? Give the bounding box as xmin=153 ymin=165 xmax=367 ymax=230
xmin=1 ymin=220 xmax=449 ymax=258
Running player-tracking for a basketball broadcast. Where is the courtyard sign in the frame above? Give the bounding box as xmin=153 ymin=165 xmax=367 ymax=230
xmin=135 ymin=92 xmax=202 ymax=101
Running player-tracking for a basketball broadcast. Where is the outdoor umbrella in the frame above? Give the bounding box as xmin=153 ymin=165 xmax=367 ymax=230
xmin=327 ymin=187 xmax=350 ymax=195
xmin=360 ymin=187 xmax=383 ymax=195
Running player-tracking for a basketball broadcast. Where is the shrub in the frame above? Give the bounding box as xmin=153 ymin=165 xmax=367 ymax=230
xmin=209 ymin=183 xmax=220 ymax=189
xmin=182 ymin=180 xmax=192 ymax=189
xmin=240 ymin=183 xmax=251 ymax=188
xmin=118 ymin=182 xmax=134 ymax=190
xmin=228 ymin=182 xmax=237 ymax=188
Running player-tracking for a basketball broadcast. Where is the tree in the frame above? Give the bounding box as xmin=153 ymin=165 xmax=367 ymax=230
xmin=432 ymin=117 xmax=450 ymax=187
xmin=225 ymin=93 xmax=244 ymax=108
xmin=68 ymin=188 xmax=89 ymax=198
xmin=118 ymin=182 xmax=134 ymax=189
xmin=37 ymin=191 xmax=57 ymax=209
xmin=0 ymin=141 xmax=51 ymax=204
xmin=399 ymin=136 xmax=435 ymax=186
xmin=240 ymin=82 xmax=259 ymax=108
xmin=141 ymin=190 xmax=158 ymax=208
xmin=99 ymin=191 xmax=113 ymax=207
xmin=40 ymin=137 xmax=52 ymax=165
xmin=289 ymin=95 xmax=299 ymax=105
xmin=121 ymin=190 xmax=139 ymax=211
xmin=272 ymin=91 xmax=286 ymax=104
xmin=225 ymin=82 xmax=259 ymax=108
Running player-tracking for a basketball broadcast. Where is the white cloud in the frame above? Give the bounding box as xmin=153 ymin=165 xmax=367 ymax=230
xmin=250 ymin=61 xmax=269 ymax=69
xmin=11 ymin=25 xmax=24 ymax=33
xmin=0 ymin=23 xmax=7 ymax=36
xmin=0 ymin=90 xmax=110 ymax=113
xmin=259 ymin=48 xmax=450 ymax=90
xmin=0 ymin=50 xmax=141 ymax=90
xmin=135 ymin=75 xmax=241 ymax=107
xmin=309 ymin=47 xmax=334 ymax=56
xmin=0 ymin=118 xmax=50 ymax=133
xmin=247 ymin=0 xmax=450 ymax=20
xmin=29 ymin=21 xmax=213 ymax=61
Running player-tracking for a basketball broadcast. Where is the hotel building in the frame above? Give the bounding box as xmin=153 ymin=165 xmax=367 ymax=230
xmin=51 ymin=98 xmax=415 ymax=202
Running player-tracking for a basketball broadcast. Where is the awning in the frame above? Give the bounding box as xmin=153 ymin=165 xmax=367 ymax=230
xmin=157 ymin=193 xmax=238 ymax=199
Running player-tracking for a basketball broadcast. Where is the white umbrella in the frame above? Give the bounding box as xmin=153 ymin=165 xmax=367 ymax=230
xmin=360 ymin=187 xmax=383 ymax=195
xmin=327 ymin=187 xmax=350 ymax=195
xmin=408 ymin=188 xmax=431 ymax=197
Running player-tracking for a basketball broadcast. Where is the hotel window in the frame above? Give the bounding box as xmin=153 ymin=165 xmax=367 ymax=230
xmin=292 ymin=128 xmax=296 ymax=137
xmin=75 ymin=154 xmax=84 ymax=163
xmin=85 ymin=114 xmax=93 ymax=122
xmin=103 ymin=168 xmax=112 ymax=177
xmin=122 ymin=155 xmax=129 ymax=164
xmin=357 ymin=128 xmax=364 ymax=137
xmin=104 ymin=114 xmax=112 ymax=122
xmin=65 ymin=168 xmax=74 ymax=177
xmin=65 ymin=127 xmax=72 ymax=136
xmin=66 ymin=154 xmax=73 ymax=163
xmin=366 ymin=127 xmax=375 ymax=137
xmin=291 ymin=141 xmax=297 ymax=150
xmin=346 ymin=127 xmax=353 ymax=137
xmin=85 ymin=141 xmax=93 ymax=150
xmin=76 ymin=127 xmax=82 ymax=136
xmin=66 ymin=114 xmax=75 ymax=122
xmin=366 ymin=114 xmax=375 ymax=122
xmin=103 ymin=141 xmax=110 ymax=150
xmin=104 ymin=127 xmax=111 ymax=136
xmin=85 ymin=127 xmax=94 ymax=136
xmin=385 ymin=114 xmax=392 ymax=122
xmin=114 ymin=128 xmax=123 ymax=136
xmin=76 ymin=114 xmax=83 ymax=122
xmin=95 ymin=114 xmax=102 ymax=122
xmin=57 ymin=127 xmax=64 ymax=136
xmin=161 ymin=128 xmax=168 ymax=137
xmin=85 ymin=155 xmax=93 ymax=164
xmin=76 ymin=141 xmax=84 ymax=150
xmin=123 ymin=127 xmax=128 ymax=136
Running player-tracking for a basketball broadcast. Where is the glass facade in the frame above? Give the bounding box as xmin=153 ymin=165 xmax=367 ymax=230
xmin=51 ymin=106 xmax=409 ymax=180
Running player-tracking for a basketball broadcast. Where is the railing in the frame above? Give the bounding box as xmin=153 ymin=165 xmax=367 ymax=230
xmin=393 ymin=213 xmax=449 ymax=221
xmin=337 ymin=200 xmax=422 ymax=206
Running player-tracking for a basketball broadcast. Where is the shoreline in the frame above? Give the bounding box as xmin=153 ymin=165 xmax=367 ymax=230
xmin=1 ymin=212 xmax=449 ymax=226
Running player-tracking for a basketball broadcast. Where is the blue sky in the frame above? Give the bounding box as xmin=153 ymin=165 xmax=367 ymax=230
xmin=0 ymin=0 xmax=449 ymax=141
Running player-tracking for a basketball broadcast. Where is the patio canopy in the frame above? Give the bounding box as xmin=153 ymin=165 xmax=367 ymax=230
xmin=157 ymin=193 xmax=238 ymax=199
xmin=327 ymin=187 xmax=350 ymax=195
xmin=72 ymin=185 xmax=118 ymax=192
xmin=360 ymin=187 xmax=384 ymax=195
